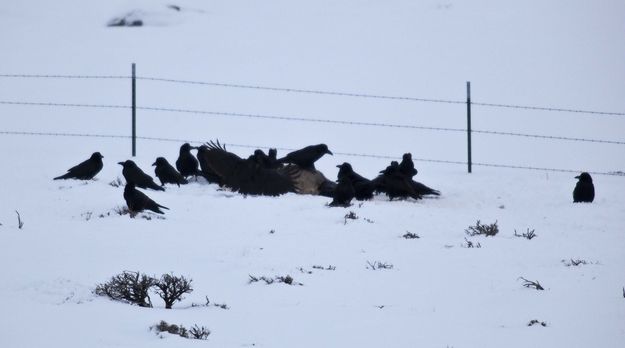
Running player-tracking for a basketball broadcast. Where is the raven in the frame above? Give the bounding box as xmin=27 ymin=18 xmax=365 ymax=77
xmin=195 ymin=145 xmax=225 ymax=184
xmin=373 ymin=161 xmax=422 ymax=200
xmin=329 ymin=176 xmax=355 ymax=207
xmin=337 ymin=162 xmax=374 ymax=200
xmin=249 ymin=149 xmax=273 ymax=169
xmin=54 ymin=152 xmax=103 ymax=180
xmin=153 ymin=157 xmax=188 ymax=187
xmin=175 ymin=143 xmax=202 ymax=178
xmin=277 ymin=144 xmax=333 ymax=170
xmin=197 ymin=140 xmax=300 ymax=196
xmin=372 ymin=159 xmax=441 ymax=200
xmin=118 ymin=160 xmax=164 ymax=191
xmin=398 ymin=153 xmax=418 ymax=178
xmin=267 ymin=148 xmax=281 ymax=169
xmin=410 ymin=180 xmax=440 ymax=197
xmin=123 ymin=183 xmax=169 ymax=215
xmin=573 ymin=172 xmax=594 ymax=203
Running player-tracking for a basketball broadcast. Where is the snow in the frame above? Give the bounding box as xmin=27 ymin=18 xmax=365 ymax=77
xmin=1 ymin=1 xmax=625 ymax=347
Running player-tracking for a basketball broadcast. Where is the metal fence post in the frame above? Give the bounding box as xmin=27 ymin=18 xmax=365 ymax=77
xmin=466 ymin=81 xmax=472 ymax=173
xmin=131 ymin=63 xmax=136 ymax=157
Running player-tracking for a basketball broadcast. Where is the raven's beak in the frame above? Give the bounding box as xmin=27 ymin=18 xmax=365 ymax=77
xmin=575 ymin=175 xmax=580 ymax=179
xmin=117 ymin=162 xmax=124 ymax=166
xmin=190 ymin=146 xmax=199 ymax=150
xmin=152 ymin=162 xmax=157 ymax=166
xmin=336 ymin=165 xmax=341 ymax=168
xmin=327 ymin=150 xmax=334 ymax=155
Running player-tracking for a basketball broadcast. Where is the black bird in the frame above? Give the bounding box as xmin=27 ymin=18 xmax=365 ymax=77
xmin=398 ymin=153 xmax=418 ymax=179
xmin=329 ymin=176 xmax=355 ymax=207
xmin=53 ymin=152 xmax=103 ymax=180
xmin=123 ymin=183 xmax=169 ymax=215
xmin=573 ymin=172 xmax=594 ymax=203
xmin=118 ymin=160 xmax=165 ymax=191
xmin=197 ymin=140 xmax=300 ymax=196
xmin=410 ymin=180 xmax=440 ymax=197
xmin=277 ymin=144 xmax=333 ymax=170
xmin=249 ymin=149 xmax=272 ymax=169
xmin=153 ymin=157 xmax=188 ymax=187
xmin=372 ymin=161 xmax=422 ymax=201
xmin=337 ymin=162 xmax=374 ymax=200
xmin=176 ymin=143 xmax=202 ymax=178
xmin=196 ymin=145 xmax=226 ymax=184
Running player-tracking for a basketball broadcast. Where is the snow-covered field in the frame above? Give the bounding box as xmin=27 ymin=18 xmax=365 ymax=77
xmin=1 ymin=1 xmax=624 ymax=347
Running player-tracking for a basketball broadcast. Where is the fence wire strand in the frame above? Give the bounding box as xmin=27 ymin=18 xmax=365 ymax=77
xmin=2 ymin=100 xmax=624 ymax=145
xmin=472 ymin=102 xmax=625 ymax=117
xmin=2 ymin=73 xmax=624 ymax=116
xmin=0 ymin=130 xmax=623 ymax=177
xmin=0 ymin=74 xmax=129 ymax=79
xmin=136 ymin=76 xmax=466 ymax=105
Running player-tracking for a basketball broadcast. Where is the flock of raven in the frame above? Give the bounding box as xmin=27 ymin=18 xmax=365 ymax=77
xmin=52 ymin=141 xmax=595 ymax=215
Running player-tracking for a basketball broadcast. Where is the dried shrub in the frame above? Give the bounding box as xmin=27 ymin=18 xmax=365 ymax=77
xmin=113 ymin=206 xmax=130 ymax=216
xmin=514 ymin=228 xmax=537 ymax=240
xmin=344 ymin=211 xmax=358 ymax=225
xmin=562 ymin=259 xmax=589 ymax=267
xmin=465 ymin=220 xmax=498 ymax=237
xmin=519 ymin=277 xmax=544 ymax=291
xmin=462 ymin=237 xmax=481 ymax=248
xmin=109 ymin=177 xmax=124 ymax=187
xmin=152 ymin=321 xmax=210 ymax=340
xmin=366 ymin=261 xmax=394 ymax=270
xmin=527 ymin=319 xmax=547 ymax=327
xmin=190 ymin=296 xmax=230 ymax=310
xmin=95 ymin=271 xmax=156 ymax=307
xmin=248 ymin=274 xmax=303 ymax=286
xmin=189 ymin=325 xmax=211 ymax=340
xmin=154 ymin=273 xmax=193 ymax=309
xmin=402 ymin=231 xmax=420 ymax=239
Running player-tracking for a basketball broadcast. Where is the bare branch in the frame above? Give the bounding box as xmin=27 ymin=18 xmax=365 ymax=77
xmin=518 ymin=277 xmax=544 ymax=290
xmin=15 ymin=211 xmax=24 ymax=229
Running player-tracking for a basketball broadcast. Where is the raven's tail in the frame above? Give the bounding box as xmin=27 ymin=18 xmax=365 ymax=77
xmin=53 ymin=173 xmax=71 ymax=180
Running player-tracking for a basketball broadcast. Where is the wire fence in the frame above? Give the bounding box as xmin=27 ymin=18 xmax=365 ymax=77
xmin=1 ymin=70 xmax=624 ymax=177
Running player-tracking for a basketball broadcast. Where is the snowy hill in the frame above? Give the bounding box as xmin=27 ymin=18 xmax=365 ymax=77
xmin=1 ymin=1 xmax=624 ymax=347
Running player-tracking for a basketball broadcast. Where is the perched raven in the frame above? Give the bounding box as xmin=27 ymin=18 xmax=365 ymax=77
xmin=123 ymin=183 xmax=168 ymax=215
xmin=337 ymin=162 xmax=374 ymax=200
xmin=176 ymin=143 xmax=202 ymax=178
xmin=54 ymin=152 xmax=103 ymax=180
xmin=197 ymin=140 xmax=300 ymax=196
xmin=398 ymin=153 xmax=418 ymax=178
xmin=329 ymin=176 xmax=355 ymax=207
xmin=118 ymin=160 xmax=164 ymax=191
xmin=153 ymin=157 xmax=188 ymax=187
xmin=573 ymin=172 xmax=594 ymax=203
xmin=277 ymin=144 xmax=333 ymax=170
